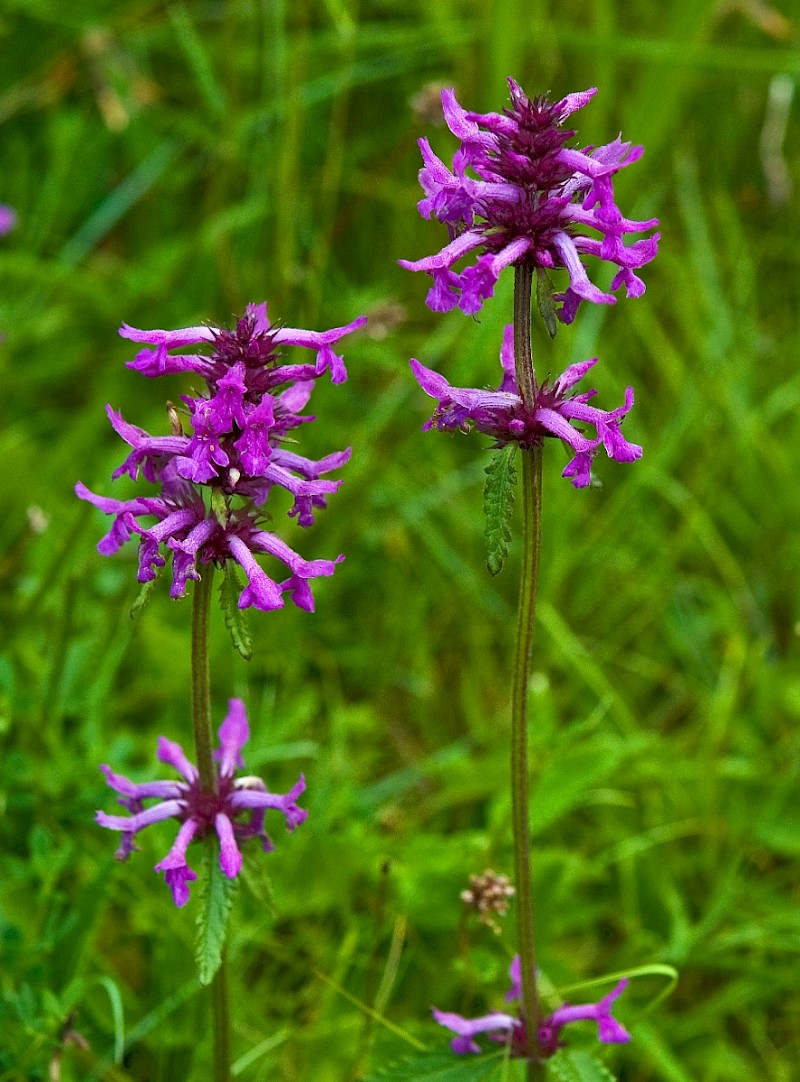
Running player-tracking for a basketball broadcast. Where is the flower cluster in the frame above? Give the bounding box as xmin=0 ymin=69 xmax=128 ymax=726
xmin=411 ymin=325 xmax=641 ymax=487
xmin=434 ymin=957 xmax=630 ymax=1057
xmin=399 ymin=79 xmax=659 ymax=323
xmin=77 ymin=303 xmax=366 ymax=611
xmin=97 ymin=699 xmax=306 ymax=906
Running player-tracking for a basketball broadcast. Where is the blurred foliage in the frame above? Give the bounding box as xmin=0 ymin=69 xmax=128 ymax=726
xmin=1 ymin=0 xmax=799 ymax=1079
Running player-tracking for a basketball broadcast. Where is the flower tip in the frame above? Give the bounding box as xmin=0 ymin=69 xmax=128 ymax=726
xmin=595 ymin=978 xmax=632 ymax=1044
xmin=605 ymin=977 xmax=630 ymax=1002
xmin=0 ymin=205 xmax=17 ymax=234
xmin=600 ymin=1019 xmax=632 ymax=1044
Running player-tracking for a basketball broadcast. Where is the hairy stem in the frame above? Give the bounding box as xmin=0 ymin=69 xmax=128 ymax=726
xmin=192 ymin=567 xmax=231 ymax=1082
xmin=512 ymin=266 xmax=545 ymax=1075
xmin=212 ymin=945 xmax=232 ymax=1082
xmin=192 ymin=565 xmax=217 ymax=794
xmin=514 ymin=263 xmax=537 ymax=408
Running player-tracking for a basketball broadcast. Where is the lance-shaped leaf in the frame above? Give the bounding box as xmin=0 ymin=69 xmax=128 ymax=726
xmin=484 ymin=443 xmax=517 ymax=576
xmin=536 ymin=266 xmax=558 ymax=339
xmin=219 ymin=560 xmax=253 ymax=660
xmin=195 ymin=840 xmax=237 ymax=986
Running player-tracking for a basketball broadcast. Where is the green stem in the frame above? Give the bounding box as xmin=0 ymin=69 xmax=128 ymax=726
xmin=514 ymin=264 xmax=537 ymax=408
xmin=191 ymin=567 xmax=231 ymax=1082
xmin=192 ymin=565 xmax=217 ymax=794
xmin=212 ymin=945 xmax=233 ymax=1082
xmin=511 ymin=266 xmax=545 ymax=1076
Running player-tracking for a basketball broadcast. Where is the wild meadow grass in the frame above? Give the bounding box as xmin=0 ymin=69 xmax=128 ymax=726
xmin=1 ymin=0 xmax=799 ymax=1079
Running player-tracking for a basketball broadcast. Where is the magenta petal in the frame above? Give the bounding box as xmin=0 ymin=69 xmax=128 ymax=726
xmin=215 ymin=699 xmax=249 ymax=777
xmin=119 ymin=322 xmax=215 ymax=348
xmin=162 ymin=863 xmax=198 ymax=908
xmin=0 ymin=205 xmax=17 ymax=235
xmin=157 ymin=737 xmax=199 ymax=783
xmin=505 ymin=955 xmax=522 ymax=1002
xmin=96 ymin=800 xmax=184 ymax=833
xmin=410 ymin=358 xmax=453 ymax=399
xmin=432 ymin=1007 xmax=518 ymax=1055
xmin=214 ymin=813 xmax=243 ymax=878
xmin=99 ymin=764 xmax=182 ymax=801
xmin=229 ymin=774 xmax=307 ymax=831
xmin=227 ymin=535 xmax=284 ymax=611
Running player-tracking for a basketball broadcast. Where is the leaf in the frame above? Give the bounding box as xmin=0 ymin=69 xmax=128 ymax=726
xmin=219 ymin=561 xmax=253 ymax=660
xmin=211 ymin=486 xmax=229 ymax=527
xmin=547 ymin=1049 xmax=618 ymax=1082
xmin=363 ymin=1051 xmax=509 ymax=1082
xmin=194 ymin=840 xmax=237 ymax=986
xmin=483 ymin=444 xmax=518 ymax=576
xmin=536 ymin=267 xmax=558 ymax=339
xmin=130 ymin=577 xmax=156 ymax=619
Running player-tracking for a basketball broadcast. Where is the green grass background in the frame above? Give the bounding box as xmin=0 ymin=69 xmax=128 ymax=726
xmin=1 ymin=0 xmax=799 ymax=1079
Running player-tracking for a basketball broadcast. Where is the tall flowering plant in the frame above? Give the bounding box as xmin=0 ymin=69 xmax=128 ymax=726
xmin=400 ymin=79 xmax=658 ymax=1077
xmin=79 ymin=302 xmax=364 ymax=1081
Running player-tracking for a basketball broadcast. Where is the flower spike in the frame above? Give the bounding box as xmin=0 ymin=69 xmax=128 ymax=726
xmin=77 ymin=303 xmax=365 ymax=611
xmin=400 ymin=80 xmax=658 ymax=323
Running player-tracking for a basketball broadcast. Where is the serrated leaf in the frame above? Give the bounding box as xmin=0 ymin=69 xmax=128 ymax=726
xmin=547 ymin=1049 xmax=617 ymax=1082
xmin=484 ymin=444 xmax=518 ymax=576
xmin=363 ymin=1051 xmax=508 ymax=1082
xmin=130 ymin=577 xmax=156 ymax=619
xmin=536 ymin=267 xmax=558 ymax=339
xmin=195 ymin=840 xmax=237 ymax=986
xmin=219 ymin=561 xmax=253 ymax=660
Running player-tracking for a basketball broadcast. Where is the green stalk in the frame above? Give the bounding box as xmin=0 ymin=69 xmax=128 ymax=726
xmin=511 ymin=266 xmax=545 ymax=1076
xmin=212 ymin=945 xmax=233 ymax=1081
xmin=192 ymin=567 xmax=232 ymax=1082
xmin=514 ymin=264 xmax=537 ymax=406
xmin=192 ymin=565 xmax=217 ymax=794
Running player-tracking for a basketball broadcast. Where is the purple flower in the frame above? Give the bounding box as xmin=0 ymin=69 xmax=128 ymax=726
xmin=399 ymin=80 xmax=659 ymax=323
xmin=411 ymin=325 xmax=641 ymax=488
xmin=96 ymin=699 xmax=307 ymax=906
xmin=77 ymin=303 xmax=365 ymax=611
xmin=0 ymin=205 xmax=16 ymax=235
xmin=433 ymin=956 xmax=631 ymax=1058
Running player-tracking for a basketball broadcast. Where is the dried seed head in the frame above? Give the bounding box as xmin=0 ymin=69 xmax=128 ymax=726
xmin=461 ymin=869 xmax=515 ymax=933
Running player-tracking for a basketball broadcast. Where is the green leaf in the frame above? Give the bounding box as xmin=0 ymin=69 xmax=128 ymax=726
xmin=211 ymin=487 xmax=229 ymax=527
xmin=536 ymin=267 xmax=558 ymax=339
xmin=547 ymin=1049 xmax=617 ymax=1082
xmin=219 ymin=561 xmax=253 ymax=660
xmin=363 ymin=1051 xmax=509 ymax=1082
xmin=130 ymin=577 xmax=157 ymax=619
xmin=194 ymin=840 xmax=237 ymax=986
xmin=483 ymin=444 xmax=518 ymax=576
